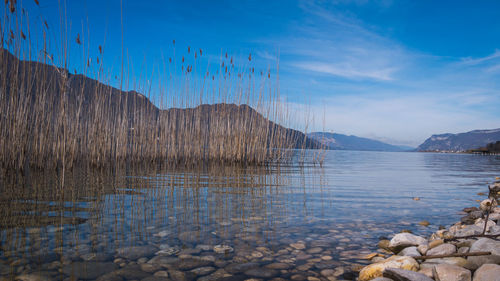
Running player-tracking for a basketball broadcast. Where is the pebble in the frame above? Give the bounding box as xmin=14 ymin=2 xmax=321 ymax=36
xmin=213 ymin=245 xmax=234 ymax=254
xmin=290 ymin=243 xmax=306 ymax=250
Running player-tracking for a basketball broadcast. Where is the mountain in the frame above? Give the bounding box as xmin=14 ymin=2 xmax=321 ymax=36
xmin=0 ymin=49 xmax=319 ymax=169
xmin=308 ymin=132 xmax=412 ymax=152
xmin=417 ymin=128 xmax=500 ymax=152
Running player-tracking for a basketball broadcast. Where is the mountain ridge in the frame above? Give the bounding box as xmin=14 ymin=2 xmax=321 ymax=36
xmin=417 ymin=128 xmax=500 ymax=152
xmin=308 ymin=132 xmax=412 ymax=152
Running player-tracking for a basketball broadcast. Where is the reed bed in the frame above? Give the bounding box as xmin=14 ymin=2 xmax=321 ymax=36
xmin=0 ymin=1 xmax=318 ymax=172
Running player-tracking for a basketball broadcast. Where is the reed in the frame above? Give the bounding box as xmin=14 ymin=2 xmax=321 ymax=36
xmin=0 ymin=1 xmax=319 ymax=172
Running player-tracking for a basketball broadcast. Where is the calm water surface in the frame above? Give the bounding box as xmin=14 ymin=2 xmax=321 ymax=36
xmin=0 ymin=151 xmax=499 ymax=280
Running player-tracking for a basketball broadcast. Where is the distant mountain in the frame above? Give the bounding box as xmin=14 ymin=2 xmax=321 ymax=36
xmin=308 ymin=132 xmax=412 ymax=152
xmin=417 ymin=128 xmax=500 ymax=152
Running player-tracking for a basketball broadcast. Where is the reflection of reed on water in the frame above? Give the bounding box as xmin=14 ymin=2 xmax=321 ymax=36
xmin=0 ymin=164 xmax=327 ymax=266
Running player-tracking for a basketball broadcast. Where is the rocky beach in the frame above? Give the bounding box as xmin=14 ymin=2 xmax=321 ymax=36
xmin=357 ymin=179 xmax=500 ymax=281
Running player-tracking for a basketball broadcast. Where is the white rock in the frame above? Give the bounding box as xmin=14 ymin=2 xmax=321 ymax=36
xmin=399 ymin=246 xmax=421 ymax=257
xmin=389 ymin=233 xmax=428 ymax=252
xmin=467 ymin=238 xmax=500 ymax=270
xmin=473 ymin=264 xmax=500 ymax=281
xmin=474 ymin=218 xmax=496 ymax=232
xmin=426 ymin=243 xmax=456 ymax=256
xmin=480 ymin=199 xmax=498 ymax=211
xmin=418 ymin=244 xmax=429 ymax=255
xmin=432 ymin=264 xmax=471 ymax=281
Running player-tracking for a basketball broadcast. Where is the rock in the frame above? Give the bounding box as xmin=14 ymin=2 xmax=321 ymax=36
xmin=389 ymin=233 xmax=428 ymax=253
xmin=113 ymin=266 xmax=151 ymax=280
xmin=250 ymin=251 xmax=263 ymax=258
xmin=480 ymin=199 xmax=498 ymax=211
xmin=383 ymin=268 xmax=434 ymax=281
xmin=417 ymin=245 xmax=429 ymax=255
xmin=358 ymin=255 xmax=419 ymax=281
xmin=432 ymin=264 xmax=471 ymax=281
xmin=95 ymin=273 xmax=124 ymax=281
xmin=363 ymin=253 xmax=379 ymax=259
xmin=290 ymin=274 xmax=306 ymax=281
xmin=213 ymin=245 xmax=234 ymax=254
xmin=156 ymin=246 xmax=180 ymax=256
xmin=62 ymin=262 xmax=118 ymax=279
xmin=314 ymin=260 xmax=338 ymax=270
xmin=379 ymin=240 xmax=391 ymax=251
xmin=321 ymin=255 xmax=333 ymax=260
xmin=168 ymin=269 xmax=195 ymax=281
xmin=196 ymin=245 xmax=212 ymax=251
xmin=463 ymin=207 xmax=479 ymax=213
xmin=399 ymin=246 xmax=421 ymax=257
xmin=371 ymin=278 xmax=393 ymax=281
xmin=489 ymin=225 xmax=500 ymax=236
xmin=174 ymin=258 xmax=212 ymax=270
xmin=141 ymin=277 xmax=170 ymax=281
xmin=307 ymin=247 xmax=323 ymax=254
xmin=418 ymin=267 xmax=434 ymax=278
xmin=419 ymin=221 xmax=430 ymax=227
xmin=80 ymin=252 xmax=113 ymax=262
xmin=467 ymin=238 xmax=500 ymax=270
xmin=197 ymin=269 xmax=229 ymax=281
xmin=265 ymin=263 xmax=291 ymax=270
xmin=244 ymin=268 xmax=278 ymax=278
xmin=426 ymin=243 xmax=456 ymax=256
xmin=224 ymin=263 xmax=260 ymax=274
xmin=320 ymin=269 xmax=334 ymax=277
xmin=147 ymin=256 xmax=178 ymax=266
xmin=428 ymin=239 xmax=444 ymax=249
xmin=424 ymin=257 xmax=467 ymax=267
xmin=140 ymin=263 xmax=162 ymax=273
xmin=461 ymin=211 xmax=484 ymax=225
xmin=154 ymin=271 xmax=169 ymax=278
xmin=154 ymin=230 xmax=171 ymax=237
xmin=453 ymin=225 xmax=483 ymax=237
xmin=458 ymin=247 xmax=470 ymax=254
xmin=112 ymin=266 xmax=151 ymax=280
xmin=490 ymin=182 xmax=500 ymax=193
xmin=475 ymin=219 xmax=496 ymax=232
xmin=290 ymin=243 xmax=306 ymax=250
xmin=190 ymin=266 xmax=216 ymax=276
xmin=473 ymin=264 xmax=500 ymax=281
xmin=116 ymin=246 xmax=158 ymax=260
xmin=15 ymin=274 xmax=52 ymax=281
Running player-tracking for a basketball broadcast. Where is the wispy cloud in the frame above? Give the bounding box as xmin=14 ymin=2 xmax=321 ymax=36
xmin=269 ymin=1 xmax=410 ymax=82
xmin=461 ymin=49 xmax=500 ymax=65
xmin=256 ymin=50 xmax=278 ymax=61
xmin=294 ymin=61 xmax=395 ymax=81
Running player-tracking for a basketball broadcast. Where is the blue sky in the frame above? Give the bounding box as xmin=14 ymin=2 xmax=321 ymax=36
xmin=7 ymin=0 xmax=500 ymax=146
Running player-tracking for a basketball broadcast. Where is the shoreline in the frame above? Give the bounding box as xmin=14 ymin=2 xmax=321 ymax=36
xmin=357 ymin=179 xmax=500 ymax=281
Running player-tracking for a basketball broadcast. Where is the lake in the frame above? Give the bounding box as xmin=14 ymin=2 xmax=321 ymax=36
xmin=1 ymin=151 xmax=499 ymax=280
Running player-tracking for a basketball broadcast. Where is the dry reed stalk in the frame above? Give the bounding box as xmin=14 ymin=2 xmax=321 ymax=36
xmin=0 ymin=1 xmax=318 ymax=173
